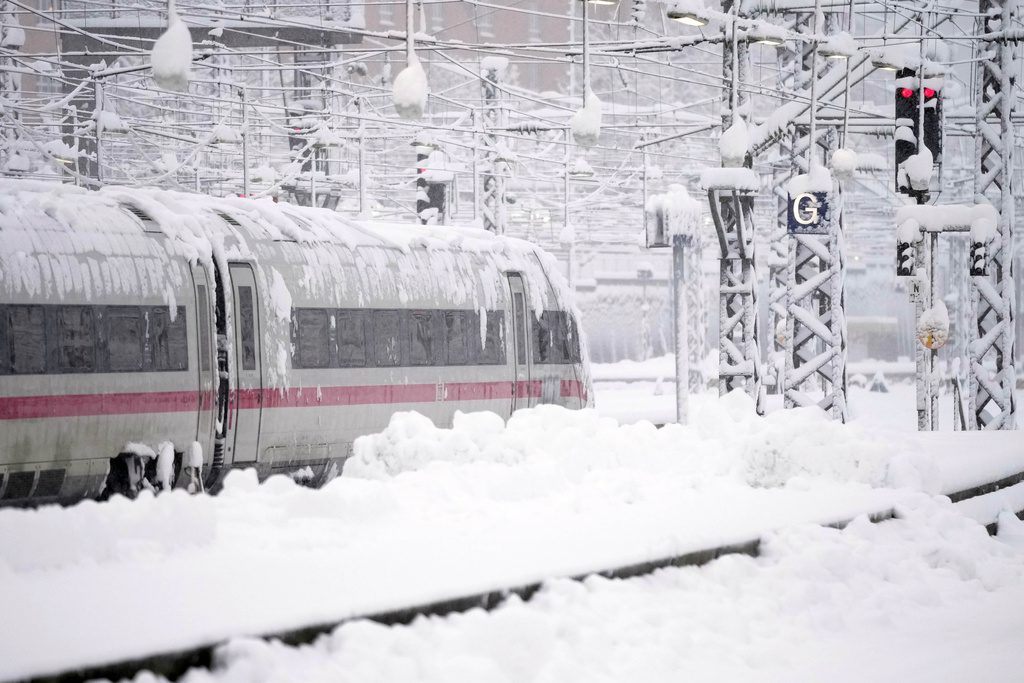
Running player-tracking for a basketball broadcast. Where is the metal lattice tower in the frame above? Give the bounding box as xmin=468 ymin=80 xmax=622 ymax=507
xmin=481 ymin=61 xmax=507 ymax=235
xmin=0 ymin=0 xmax=22 ymax=171
xmin=685 ymin=235 xmax=707 ymax=392
xmin=780 ymin=14 xmax=848 ymax=422
xmin=766 ymin=20 xmax=805 ymax=392
xmin=710 ymin=1 xmax=763 ymax=411
xmin=970 ymin=0 xmax=1018 ymax=430
xmin=708 ymin=185 xmax=762 ymax=408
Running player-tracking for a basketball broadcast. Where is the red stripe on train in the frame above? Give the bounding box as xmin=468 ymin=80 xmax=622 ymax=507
xmin=0 ymin=390 xmax=204 ymax=420
xmin=0 ymin=378 xmax=581 ymax=420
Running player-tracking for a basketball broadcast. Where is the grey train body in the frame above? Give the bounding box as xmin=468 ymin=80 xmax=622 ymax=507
xmin=0 ymin=181 xmax=590 ymax=506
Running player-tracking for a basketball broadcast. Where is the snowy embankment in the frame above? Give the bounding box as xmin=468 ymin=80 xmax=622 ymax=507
xmin=0 ymin=394 xmax=1022 ymax=680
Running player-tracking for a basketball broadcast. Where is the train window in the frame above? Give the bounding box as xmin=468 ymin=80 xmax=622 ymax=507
xmin=533 ymin=310 xmax=555 ymax=364
xmin=149 ymin=307 xmax=188 ymax=371
xmin=445 ymin=311 xmax=469 ymax=365
xmin=197 ymin=286 xmax=211 ymax=372
xmin=534 ymin=310 xmax=575 ymax=365
xmin=237 ymin=287 xmax=256 ymax=371
xmin=513 ymin=293 xmax=528 ymax=366
xmin=372 ymin=310 xmax=401 ymax=367
xmin=56 ymin=306 xmax=96 ymax=372
xmin=481 ymin=311 xmax=506 ymax=365
xmin=293 ymin=308 xmax=331 ymax=369
xmin=409 ymin=310 xmax=439 ymax=367
xmin=7 ymin=306 xmax=45 ymax=374
xmin=565 ymin=314 xmax=581 ymax=364
xmin=106 ymin=307 xmax=144 ymax=372
xmin=337 ymin=310 xmax=367 ymax=367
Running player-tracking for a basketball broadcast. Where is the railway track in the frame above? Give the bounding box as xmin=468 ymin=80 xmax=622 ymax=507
xmin=19 ymin=469 xmax=1024 ymax=683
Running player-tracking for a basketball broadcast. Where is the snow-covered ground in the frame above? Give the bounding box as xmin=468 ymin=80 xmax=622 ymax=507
xmin=0 ymin=385 xmax=1022 ymax=681
xmin=163 ymin=503 xmax=1024 ymax=683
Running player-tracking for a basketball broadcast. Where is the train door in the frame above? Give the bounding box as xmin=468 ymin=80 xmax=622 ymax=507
xmin=229 ymin=263 xmax=263 ymax=463
xmin=191 ymin=264 xmax=216 ymax=449
xmin=507 ymin=273 xmax=532 ymax=413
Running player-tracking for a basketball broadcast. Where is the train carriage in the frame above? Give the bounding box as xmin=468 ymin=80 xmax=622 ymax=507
xmin=0 ymin=180 xmax=590 ymax=506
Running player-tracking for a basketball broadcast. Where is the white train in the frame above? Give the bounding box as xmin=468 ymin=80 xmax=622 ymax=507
xmin=0 ymin=180 xmax=590 ymax=505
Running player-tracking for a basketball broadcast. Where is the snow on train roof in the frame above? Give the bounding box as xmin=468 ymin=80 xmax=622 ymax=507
xmin=0 ymin=179 xmax=518 ymax=254
xmin=0 ymin=179 xmax=572 ymax=316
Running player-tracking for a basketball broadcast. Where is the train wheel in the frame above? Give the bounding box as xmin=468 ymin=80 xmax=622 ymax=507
xmin=100 ymin=455 xmax=136 ymax=501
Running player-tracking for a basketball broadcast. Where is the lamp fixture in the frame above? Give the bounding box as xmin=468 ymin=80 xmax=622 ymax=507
xmin=667 ymin=9 xmax=708 ymax=26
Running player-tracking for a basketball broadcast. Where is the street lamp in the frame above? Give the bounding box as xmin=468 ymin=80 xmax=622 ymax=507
xmin=667 ymin=1 xmax=709 ymax=27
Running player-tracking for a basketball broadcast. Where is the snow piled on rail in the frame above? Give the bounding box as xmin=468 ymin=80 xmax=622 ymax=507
xmin=345 ymin=391 xmax=939 ymax=491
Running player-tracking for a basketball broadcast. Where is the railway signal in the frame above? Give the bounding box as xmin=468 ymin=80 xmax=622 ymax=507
xmin=894 ymin=68 xmax=943 ymax=194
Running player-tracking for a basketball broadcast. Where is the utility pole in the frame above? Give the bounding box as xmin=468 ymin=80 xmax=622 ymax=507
xmin=673 ymin=234 xmax=690 ymax=424
xmin=780 ymin=0 xmax=849 ymax=422
xmin=971 ymin=0 xmax=1019 ymax=430
xmin=480 ymin=57 xmax=508 ymax=234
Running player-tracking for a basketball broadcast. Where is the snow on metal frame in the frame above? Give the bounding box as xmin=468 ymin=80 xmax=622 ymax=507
xmin=0 ymin=179 xmax=588 ymax=392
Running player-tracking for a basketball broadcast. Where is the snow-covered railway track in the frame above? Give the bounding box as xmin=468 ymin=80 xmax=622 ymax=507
xmin=22 ymin=511 xmax=900 ymax=683
xmin=19 ymin=475 xmax=1024 ymax=683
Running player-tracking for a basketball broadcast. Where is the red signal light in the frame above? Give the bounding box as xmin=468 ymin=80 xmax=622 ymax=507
xmin=923 ymin=87 xmax=936 ymax=98
xmin=899 ymin=88 xmax=914 ymax=98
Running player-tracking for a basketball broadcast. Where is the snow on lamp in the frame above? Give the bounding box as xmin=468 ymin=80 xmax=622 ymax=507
xmin=916 ymin=300 xmax=949 ymax=350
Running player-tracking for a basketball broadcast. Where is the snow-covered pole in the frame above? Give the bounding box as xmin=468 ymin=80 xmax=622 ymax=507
xmin=406 ymin=0 xmax=415 ymax=65
xmin=357 ymin=96 xmax=367 ymax=216
xmin=806 ymin=0 xmax=822 ymax=168
xmin=240 ymin=86 xmax=249 ymax=198
xmin=470 ymin=108 xmax=478 ymax=223
xmin=94 ymin=82 xmax=104 ymax=185
xmin=0 ymin=0 xmax=22 ymax=171
xmin=582 ymin=0 xmax=593 ymax=83
xmin=641 ymin=136 xmax=648 ymax=221
xmin=970 ymin=0 xmax=1018 ymax=430
xmin=564 ymin=128 xmax=573 ymax=287
xmin=673 ymin=233 xmax=690 ymax=424
xmin=840 ymin=0 xmax=853 ymax=145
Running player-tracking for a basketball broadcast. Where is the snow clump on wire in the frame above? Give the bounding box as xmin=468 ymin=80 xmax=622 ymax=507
xmin=392 ymin=54 xmax=428 ymax=119
xmin=571 ymin=91 xmax=602 ymax=148
xmin=831 ymin=147 xmax=858 ymax=179
xmin=151 ymin=0 xmax=193 ymax=92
